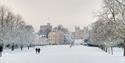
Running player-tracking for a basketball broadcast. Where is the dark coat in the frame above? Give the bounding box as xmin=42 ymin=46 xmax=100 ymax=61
xmin=37 ymin=48 xmax=40 ymax=53
xmin=0 ymin=45 xmax=3 ymax=52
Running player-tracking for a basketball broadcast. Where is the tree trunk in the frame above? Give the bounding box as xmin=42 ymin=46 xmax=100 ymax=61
xmin=111 ymin=47 xmax=113 ymax=55
xmin=108 ymin=48 xmax=110 ymax=54
xmin=123 ymin=40 xmax=125 ymax=56
xmin=105 ymin=47 xmax=107 ymax=52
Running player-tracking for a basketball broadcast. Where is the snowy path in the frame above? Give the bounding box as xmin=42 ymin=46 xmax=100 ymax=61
xmin=0 ymin=45 xmax=125 ymax=63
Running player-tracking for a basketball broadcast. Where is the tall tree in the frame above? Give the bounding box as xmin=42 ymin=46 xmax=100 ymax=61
xmin=0 ymin=6 xmax=35 ymax=47
xmin=94 ymin=0 xmax=125 ymax=56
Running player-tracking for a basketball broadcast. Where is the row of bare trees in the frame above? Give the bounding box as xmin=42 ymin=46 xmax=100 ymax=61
xmin=88 ymin=0 xmax=125 ymax=56
xmin=0 ymin=6 xmax=35 ymax=48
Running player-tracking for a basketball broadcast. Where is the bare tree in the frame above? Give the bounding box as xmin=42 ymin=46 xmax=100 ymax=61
xmin=92 ymin=0 xmax=125 ymax=56
xmin=0 ymin=6 xmax=35 ymax=48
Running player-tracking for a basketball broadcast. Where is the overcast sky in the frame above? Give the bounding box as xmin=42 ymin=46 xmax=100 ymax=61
xmin=1 ymin=0 xmax=102 ymax=32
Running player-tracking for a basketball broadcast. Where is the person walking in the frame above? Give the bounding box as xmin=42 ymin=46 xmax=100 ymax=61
xmin=20 ymin=45 xmax=23 ymax=51
xmin=37 ymin=48 xmax=40 ymax=54
xmin=35 ymin=48 xmax=38 ymax=54
xmin=0 ymin=44 xmax=3 ymax=57
xmin=11 ymin=43 xmax=14 ymax=51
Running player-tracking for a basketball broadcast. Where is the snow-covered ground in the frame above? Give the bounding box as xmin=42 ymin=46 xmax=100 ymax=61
xmin=0 ymin=45 xmax=124 ymax=63
xmin=111 ymin=47 xmax=124 ymax=56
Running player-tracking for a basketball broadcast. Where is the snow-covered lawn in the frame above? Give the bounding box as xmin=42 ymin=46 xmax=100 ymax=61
xmin=111 ymin=47 xmax=124 ymax=56
xmin=0 ymin=45 xmax=124 ymax=63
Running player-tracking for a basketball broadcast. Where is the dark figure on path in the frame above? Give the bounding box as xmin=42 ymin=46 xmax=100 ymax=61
xmin=35 ymin=48 xmax=38 ymax=53
xmin=11 ymin=44 xmax=14 ymax=51
xmin=37 ymin=48 xmax=40 ymax=54
xmin=0 ymin=44 xmax=3 ymax=57
xmin=20 ymin=45 xmax=23 ymax=51
xmin=28 ymin=46 xmax=30 ymax=50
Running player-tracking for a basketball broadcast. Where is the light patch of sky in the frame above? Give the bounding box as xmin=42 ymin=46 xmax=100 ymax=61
xmin=1 ymin=0 xmax=102 ymax=32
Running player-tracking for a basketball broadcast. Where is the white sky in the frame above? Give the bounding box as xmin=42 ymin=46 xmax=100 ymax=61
xmin=1 ymin=0 xmax=102 ymax=32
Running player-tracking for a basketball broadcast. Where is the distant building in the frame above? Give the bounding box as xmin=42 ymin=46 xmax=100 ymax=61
xmin=48 ymin=31 xmax=64 ymax=45
xmin=48 ymin=25 xmax=68 ymax=45
xmin=38 ymin=23 xmax=52 ymax=38
xmin=38 ymin=24 xmax=69 ymax=45
xmin=72 ymin=26 xmax=84 ymax=39
xmin=53 ymin=25 xmax=68 ymax=33
xmin=83 ymin=27 xmax=89 ymax=40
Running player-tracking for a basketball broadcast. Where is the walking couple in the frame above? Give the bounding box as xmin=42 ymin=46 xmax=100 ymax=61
xmin=35 ymin=48 xmax=41 ymax=54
